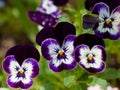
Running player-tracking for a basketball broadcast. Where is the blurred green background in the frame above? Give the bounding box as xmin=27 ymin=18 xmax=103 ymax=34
xmin=0 ymin=0 xmax=120 ymax=90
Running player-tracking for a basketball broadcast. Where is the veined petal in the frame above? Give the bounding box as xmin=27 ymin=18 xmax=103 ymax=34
xmin=3 ymin=55 xmax=20 ymax=74
xmin=28 ymin=11 xmax=57 ymax=27
xmin=111 ymin=6 xmax=120 ymax=21
xmin=91 ymin=45 xmax=106 ymax=62
xmin=75 ymin=45 xmax=106 ymax=73
xmin=75 ymin=45 xmax=90 ymax=62
xmin=7 ymin=75 xmax=33 ymax=89
xmin=62 ymin=35 xmax=76 ymax=54
xmin=49 ymin=59 xmax=63 ymax=72
xmin=92 ymin=2 xmax=110 ymax=19
xmin=41 ymin=38 xmax=60 ymax=60
xmin=22 ymin=58 xmax=40 ymax=78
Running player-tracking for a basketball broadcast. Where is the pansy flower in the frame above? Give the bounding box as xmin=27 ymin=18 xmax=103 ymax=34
xmin=28 ymin=0 xmax=61 ymax=28
xmin=36 ymin=22 xmax=77 ymax=72
xmin=83 ymin=2 xmax=120 ymax=40
xmin=74 ymin=33 xmax=106 ymax=73
xmin=93 ymin=3 xmax=120 ymax=40
xmin=2 ymin=45 xmax=40 ymax=89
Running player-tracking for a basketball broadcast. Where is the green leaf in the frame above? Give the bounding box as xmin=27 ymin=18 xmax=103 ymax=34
xmin=97 ymin=68 xmax=120 ymax=80
xmin=64 ymin=75 xmax=75 ymax=87
xmin=87 ymin=76 xmax=108 ymax=90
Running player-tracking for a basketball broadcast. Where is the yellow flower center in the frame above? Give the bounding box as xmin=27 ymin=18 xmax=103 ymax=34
xmin=19 ymin=70 xmax=24 ymax=75
xmin=88 ymin=55 xmax=93 ymax=61
xmin=105 ymin=19 xmax=111 ymax=25
xmin=59 ymin=51 xmax=64 ymax=56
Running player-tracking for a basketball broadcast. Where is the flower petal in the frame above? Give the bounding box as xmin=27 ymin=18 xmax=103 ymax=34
xmin=41 ymin=38 xmax=60 ymax=60
xmin=85 ymin=0 xmax=120 ymax=12
xmin=52 ymin=0 xmax=69 ymax=6
xmin=74 ymin=33 xmax=105 ymax=49
xmin=82 ymin=14 xmax=99 ymax=29
xmin=80 ymin=62 xmax=105 ymax=73
xmin=36 ymin=27 xmax=56 ymax=45
xmin=28 ymin=11 xmax=57 ymax=27
xmin=38 ymin=0 xmax=61 ymax=18
xmin=7 ymin=75 xmax=33 ymax=89
xmin=5 ymin=45 xmax=40 ymax=65
xmin=53 ymin=22 xmax=76 ymax=46
xmin=75 ymin=45 xmax=106 ymax=73
xmin=22 ymin=58 xmax=40 ymax=78
xmin=62 ymin=35 xmax=76 ymax=54
xmin=3 ymin=55 xmax=20 ymax=74
xmin=111 ymin=6 xmax=120 ymax=20
xmin=94 ymin=27 xmax=120 ymax=40
xmin=92 ymin=2 xmax=110 ymax=18
xmin=49 ymin=59 xmax=63 ymax=72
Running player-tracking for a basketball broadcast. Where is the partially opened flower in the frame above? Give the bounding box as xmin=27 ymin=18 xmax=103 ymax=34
xmin=74 ymin=34 xmax=106 ymax=73
xmin=87 ymin=84 xmax=102 ymax=90
xmin=36 ymin=22 xmax=77 ymax=72
xmin=2 ymin=45 xmax=40 ymax=89
xmin=28 ymin=0 xmax=61 ymax=28
xmin=107 ymin=86 xmax=119 ymax=90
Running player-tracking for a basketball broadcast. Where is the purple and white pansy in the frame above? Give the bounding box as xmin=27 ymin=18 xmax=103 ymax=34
xmin=2 ymin=45 xmax=40 ymax=89
xmin=74 ymin=34 xmax=106 ymax=73
xmin=36 ymin=22 xmax=77 ymax=72
xmin=92 ymin=2 xmax=120 ymax=40
xmin=28 ymin=0 xmax=61 ymax=28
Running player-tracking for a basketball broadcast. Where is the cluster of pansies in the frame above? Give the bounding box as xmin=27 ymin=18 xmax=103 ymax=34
xmin=2 ymin=0 xmax=120 ymax=89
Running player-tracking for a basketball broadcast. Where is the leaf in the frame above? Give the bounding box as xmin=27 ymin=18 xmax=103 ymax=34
xmin=64 ymin=75 xmax=75 ymax=87
xmin=97 ymin=68 xmax=120 ymax=80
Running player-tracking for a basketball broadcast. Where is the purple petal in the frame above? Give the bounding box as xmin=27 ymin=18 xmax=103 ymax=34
xmin=75 ymin=45 xmax=89 ymax=62
xmin=36 ymin=27 xmax=56 ymax=45
xmin=62 ymin=35 xmax=76 ymax=53
xmin=85 ymin=0 xmax=120 ymax=12
xmin=53 ymin=22 xmax=76 ymax=46
xmin=92 ymin=45 xmax=106 ymax=61
xmin=28 ymin=11 xmax=57 ymax=27
xmin=38 ymin=0 xmax=61 ymax=18
xmin=3 ymin=55 xmax=18 ymax=74
xmin=63 ymin=60 xmax=77 ymax=70
xmin=74 ymin=33 xmax=105 ymax=49
xmin=80 ymin=62 xmax=105 ymax=73
xmin=49 ymin=60 xmax=77 ymax=72
xmin=7 ymin=75 xmax=33 ymax=89
xmin=83 ymin=14 xmax=99 ymax=29
xmin=41 ymin=38 xmax=60 ymax=60
xmin=94 ymin=27 xmax=120 ymax=40
xmin=49 ymin=61 xmax=63 ymax=72
xmin=23 ymin=58 xmax=40 ymax=78
xmin=5 ymin=45 xmax=40 ymax=65
xmin=92 ymin=2 xmax=110 ymax=17
xmin=52 ymin=0 xmax=69 ymax=6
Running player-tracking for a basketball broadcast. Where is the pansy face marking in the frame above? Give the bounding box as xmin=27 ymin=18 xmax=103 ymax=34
xmin=92 ymin=2 xmax=120 ymax=40
xmin=75 ymin=44 xmax=106 ymax=73
xmin=41 ymin=35 xmax=77 ymax=72
xmin=3 ymin=55 xmax=40 ymax=89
